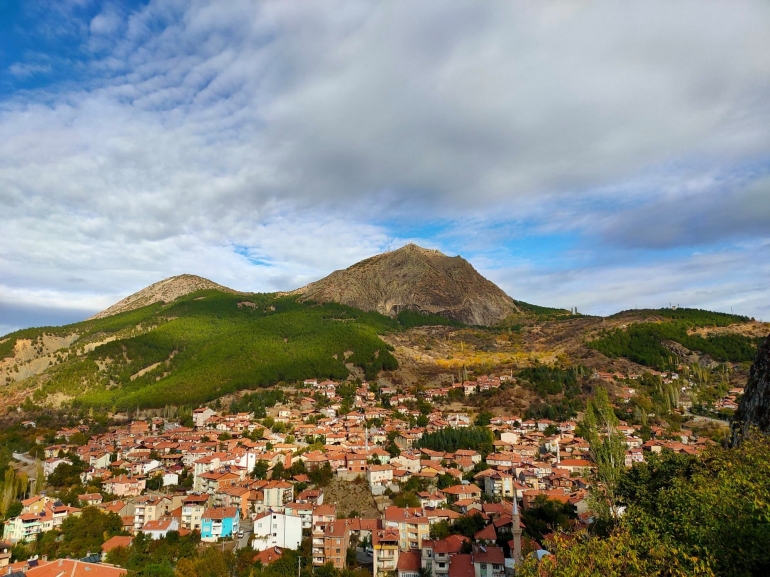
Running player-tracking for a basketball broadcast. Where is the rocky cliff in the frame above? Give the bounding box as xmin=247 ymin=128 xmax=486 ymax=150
xmin=731 ymin=333 xmax=770 ymax=445
xmin=296 ymin=243 xmax=518 ymax=326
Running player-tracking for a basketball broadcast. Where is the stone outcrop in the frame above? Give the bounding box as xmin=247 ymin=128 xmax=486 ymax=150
xmin=731 ymin=334 xmax=770 ymax=445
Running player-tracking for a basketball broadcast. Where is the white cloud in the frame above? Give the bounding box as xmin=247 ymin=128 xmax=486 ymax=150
xmin=90 ymin=10 xmax=121 ymax=35
xmin=1 ymin=0 xmax=770 ymax=332
xmin=8 ymin=62 xmax=52 ymax=78
xmin=487 ymin=242 xmax=770 ymax=319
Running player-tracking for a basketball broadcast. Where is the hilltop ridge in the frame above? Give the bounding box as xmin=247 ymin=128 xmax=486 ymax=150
xmin=296 ymin=243 xmax=518 ymax=326
xmin=90 ymin=274 xmax=243 ymax=319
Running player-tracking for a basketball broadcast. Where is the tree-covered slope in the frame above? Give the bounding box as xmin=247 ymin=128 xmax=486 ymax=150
xmin=2 ymin=290 xmax=424 ymax=410
xmin=587 ymin=308 xmax=762 ymax=370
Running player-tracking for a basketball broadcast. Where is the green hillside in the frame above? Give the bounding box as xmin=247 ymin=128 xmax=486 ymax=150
xmin=2 ymin=291 xmax=435 ymax=410
xmin=589 ymin=308 xmax=761 ymax=370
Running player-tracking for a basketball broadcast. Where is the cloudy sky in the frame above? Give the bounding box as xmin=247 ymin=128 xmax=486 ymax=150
xmin=2 ymin=0 xmax=770 ymax=335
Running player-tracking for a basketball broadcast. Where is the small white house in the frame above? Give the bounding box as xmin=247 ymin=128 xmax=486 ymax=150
xmin=43 ymin=458 xmax=72 ymax=478
xmin=366 ymin=465 xmax=394 ymax=488
xmin=141 ymin=518 xmax=179 ymax=540
xmin=163 ymin=473 xmax=179 ymax=487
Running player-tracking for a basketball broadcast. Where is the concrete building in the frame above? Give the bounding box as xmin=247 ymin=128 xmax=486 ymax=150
xmin=372 ymin=528 xmax=400 ymax=577
xmin=311 ymin=520 xmax=351 ymax=570
xmin=252 ymin=511 xmax=302 ymax=552
xmin=141 ymin=518 xmax=179 ymax=540
xmin=201 ymin=507 xmax=240 ymax=542
xmin=181 ymin=494 xmax=210 ymax=531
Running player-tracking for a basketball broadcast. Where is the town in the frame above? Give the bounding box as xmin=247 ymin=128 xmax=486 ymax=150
xmin=0 ymin=370 xmax=726 ymax=577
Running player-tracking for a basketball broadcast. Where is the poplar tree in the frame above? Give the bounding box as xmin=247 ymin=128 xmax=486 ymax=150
xmin=583 ymin=387 xmax=627 ymax=523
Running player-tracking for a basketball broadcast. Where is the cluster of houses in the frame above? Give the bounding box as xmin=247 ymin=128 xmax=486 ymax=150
xmin=4 ymin=374 xmax=719 ymax=575
xmin=712 ymin=387 xmax=744 ymax=412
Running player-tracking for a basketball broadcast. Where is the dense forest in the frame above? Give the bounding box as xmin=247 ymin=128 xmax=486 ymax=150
xmin=2 ymin=291 xmax=448 ymax=410
xmin=589 ymin=315 xmax=762 ymax=370
xmin=515 ymin=365 xmax=588 ymax=422
xmin=415 ymin=426 xmax=494 ymax=456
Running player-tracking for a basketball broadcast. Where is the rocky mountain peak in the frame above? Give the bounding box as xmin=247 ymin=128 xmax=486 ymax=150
xmin=90 ymin=274 xmax=240 ymax=319
xmin=297 ymin=243 xmax=518 ymax=325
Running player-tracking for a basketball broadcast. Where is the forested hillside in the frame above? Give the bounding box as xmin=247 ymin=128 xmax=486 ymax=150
xmin=588 ymin=308 xmax=762 ymax=370
xmin=1 ymin=291 xmax=444 ymax=410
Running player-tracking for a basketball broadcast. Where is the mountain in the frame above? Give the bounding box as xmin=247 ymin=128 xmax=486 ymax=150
xmin=90 ymin=274 xmax=241 ymax=319
xmin=0 ymin=290 xmax=401 ymax=409
xmin=2 ymin=246 xmax=766 ymax=413
xmin=731 ymin=333 xmax=770 ymax=444
xmin=296 ymin=243 xmax=519 ymax=326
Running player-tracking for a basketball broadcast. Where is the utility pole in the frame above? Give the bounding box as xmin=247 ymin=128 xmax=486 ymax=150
xmin=297 ymin=556 xmax=302 ymax=577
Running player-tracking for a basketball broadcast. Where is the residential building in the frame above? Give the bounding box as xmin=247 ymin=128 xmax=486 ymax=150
xmin=133 ymin=496 xmax=170 ymax=532
xmin=261 ymin=480 xmax=294 ymax=509
xmin=284 ymin=502 xmax=314 ymax=530
xmin=0 ymin=541 xmax=10 ymax=568
xmin=382 ymin=507 xmax=432 ymax=551
xmin=421 ymin=535 xmax=468 ymax=577
xmin=201 ymin=507 xmax=240 ymax=542
xmin=373 ymin=528 xmax=400 ymax=577
xmin=482 ymin=472 xmax=515 ymax=499
xmin=442 ymin=484 xmax=482 ymax=503
xmin=193 ymin=407 xmax=216 ymax=428
xmin=252 ymin=511 xmax=302 ymax=551
xmin=367 ymin=465 xmax=394 ymax=488
xmin=102 ymin=475 xmax=146 ymax=497
xmin=397 ymin=550 xmax=421 ymax=577
xmin=101 ymin=536 xmax=133 ymax=561
xmin=311 ymin=520 xmax=351 ymax=570
xmin=141 ymin=517 xmax=179 ymax=540
xmin=26 ymin=559 xmax=126 ymax=577
xmin=181 ymin=494 xmax=210 ymax=531
xmin=472 ymin=546 xmax=505 ymax=577
xmin=43 ymin=458 xmax=71 ymax=478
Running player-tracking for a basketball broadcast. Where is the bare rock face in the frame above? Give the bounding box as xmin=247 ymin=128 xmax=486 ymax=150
xmin=296 ymin=243 xmax=518 ymax=326
xmin=731 ymin=334 xmax=770 ymax=445
xmin=90 ymin=274 xmax=240 ymax=319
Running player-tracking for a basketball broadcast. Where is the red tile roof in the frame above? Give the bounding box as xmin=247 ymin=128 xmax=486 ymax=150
xmin=397 ymin=551 xmax=421 ymax=572
xmin=448 ymin=554 xmax=474 ymax=577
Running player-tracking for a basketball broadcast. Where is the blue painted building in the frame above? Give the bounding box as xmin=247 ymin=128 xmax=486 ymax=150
xmin=201 ymin=507 xmax=240 ymax=542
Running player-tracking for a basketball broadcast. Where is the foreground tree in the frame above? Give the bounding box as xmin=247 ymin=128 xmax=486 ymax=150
xmin=517 ymin=436 xmax=770 ymax=577
xmin=582 ymin=387 xmax=627 ymax=524
xmin=516 ymin=527 xmax=715 ymax=577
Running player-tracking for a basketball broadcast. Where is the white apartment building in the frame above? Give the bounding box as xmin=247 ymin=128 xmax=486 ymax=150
xmin=252 ymin=512 xmax=302 ymax=552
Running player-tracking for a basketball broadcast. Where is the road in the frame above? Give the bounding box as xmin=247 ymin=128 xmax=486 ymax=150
xmin=683 ymin=410 xmax=729 ymax=426
xmin=235 ymin=518 xmax=252 ymax=550
xmin=13 ymin=452 xmax=36 ymax=465
xmin=355 ymin=547 xmax=373 ymax=566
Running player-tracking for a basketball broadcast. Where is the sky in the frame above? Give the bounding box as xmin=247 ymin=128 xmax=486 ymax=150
xmin=2 ymin=0 xmax=770 ymax=336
